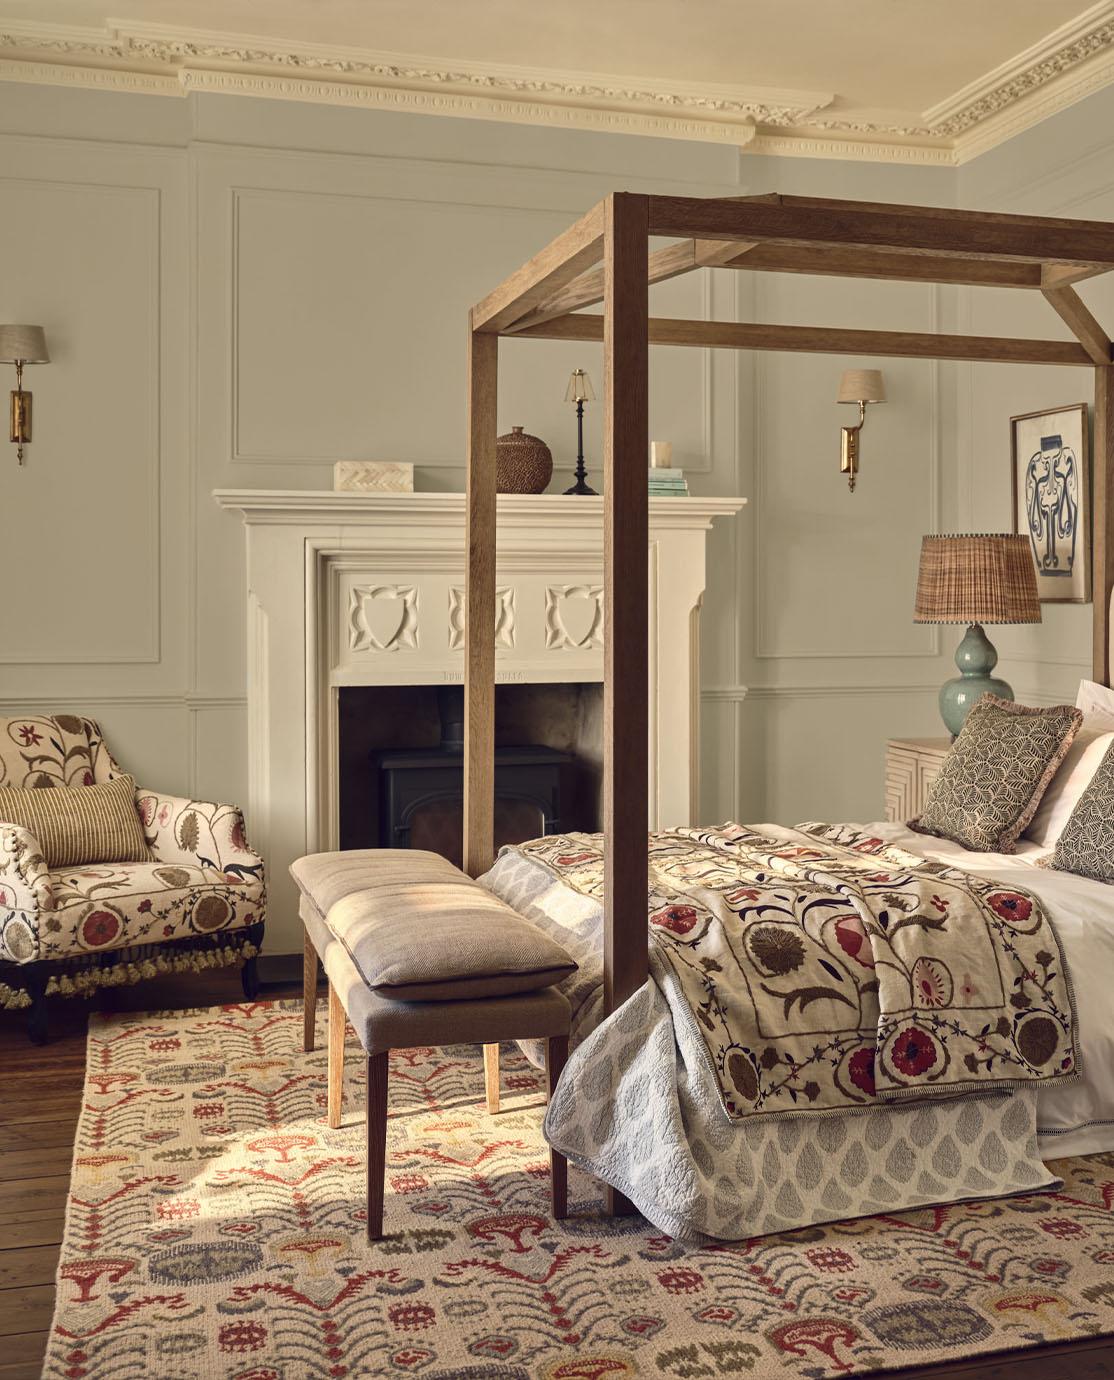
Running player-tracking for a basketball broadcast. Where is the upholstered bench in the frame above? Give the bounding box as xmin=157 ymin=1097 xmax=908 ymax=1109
xmin=290 ymin=849 xmax=576 ymax=1240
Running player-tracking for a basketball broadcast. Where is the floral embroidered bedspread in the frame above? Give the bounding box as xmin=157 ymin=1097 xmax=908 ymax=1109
xmin=510 ymin=822 xmax=1079 ymax=1121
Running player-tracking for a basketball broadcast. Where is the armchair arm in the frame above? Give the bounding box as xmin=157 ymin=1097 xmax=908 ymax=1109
xmin=136 ymin=791 xmax=264 ymax=881
xmin=0 ymin=824 xmax=52 ymax=963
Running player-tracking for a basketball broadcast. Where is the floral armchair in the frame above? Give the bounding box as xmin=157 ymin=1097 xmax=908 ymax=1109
xmin=0 ymin=714 xmax=265 ymax=1041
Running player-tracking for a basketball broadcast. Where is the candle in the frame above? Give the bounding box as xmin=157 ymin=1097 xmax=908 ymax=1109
xmin=650 ymin=441 xmax=673 ymax=469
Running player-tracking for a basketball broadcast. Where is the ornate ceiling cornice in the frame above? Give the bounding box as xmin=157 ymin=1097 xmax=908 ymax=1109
xmin=2 ymin=5 xmax=1114 ymax=165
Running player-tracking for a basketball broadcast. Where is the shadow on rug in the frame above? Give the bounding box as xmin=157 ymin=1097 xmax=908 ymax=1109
xmin=45 ymin=999 xmax=1114 ymax=1378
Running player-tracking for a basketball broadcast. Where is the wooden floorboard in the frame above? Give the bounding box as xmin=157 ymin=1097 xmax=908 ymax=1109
xmin=0 ymin=1287 xmax=55 ymax=1337
xmin=0 ymin=1215 xmax=67 ymax=1251
xmin=0 ymin=1330 xmax=49 ymax=1379
xmin=0 ymin=1247 xmax=60 ymax=1291
xmin=1 ymin=967 xmax=1111 ymax=1378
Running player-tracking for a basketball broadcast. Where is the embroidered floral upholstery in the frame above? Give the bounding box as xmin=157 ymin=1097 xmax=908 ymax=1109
xmin=0 ymin=716 xmax=265 ymax=1008
xmin=0 ymin=714 xmax=120 ymax=790
xmin=36 ymin=858 xmax=263 ymax=962
xmin=137 ymin=791 xmax=263 ymax=880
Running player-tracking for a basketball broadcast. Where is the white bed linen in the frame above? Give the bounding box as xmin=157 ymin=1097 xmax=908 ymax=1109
xmin=869 ymin=820 xmax=1114 ymax=1158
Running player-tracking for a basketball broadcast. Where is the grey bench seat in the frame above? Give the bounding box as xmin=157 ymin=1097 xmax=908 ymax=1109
xmin=291 ymin=849 xmax=575 ymax=1240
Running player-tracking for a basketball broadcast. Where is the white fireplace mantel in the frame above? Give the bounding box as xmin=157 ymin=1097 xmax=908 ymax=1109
xmin=214 ymin=489 xmax=745 ymax=951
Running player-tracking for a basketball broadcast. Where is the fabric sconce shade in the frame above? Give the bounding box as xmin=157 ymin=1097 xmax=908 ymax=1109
xmin=0 ymin=324 xmax=50 ymax=466
xmin=914 ymin=534 xmax=1041 ymax=626
xmin=914 ymin=533 xmax=1041 ymax=738
xmin=837 ymin=369 xmax=885 ymax=404
xmin=0 ymin=325 xmax=49 ymax=365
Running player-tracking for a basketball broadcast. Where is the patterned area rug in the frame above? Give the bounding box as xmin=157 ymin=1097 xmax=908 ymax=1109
xmin=47 ymin=1000 xmax=1114 ymax=1379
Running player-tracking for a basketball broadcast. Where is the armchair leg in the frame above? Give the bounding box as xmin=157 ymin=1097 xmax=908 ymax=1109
xmin=240 ymin=956 xmax=260 ymax=1001
xmin=367 ymin=1051 xmax=389 ymax=1241
xmin=546 ymin=1034 xmax=569 ymax=1220
xmin=303 ymin=926 xmax=318 ymax=1053
xmin=25 ymin=970 xmax=48 ymax=1046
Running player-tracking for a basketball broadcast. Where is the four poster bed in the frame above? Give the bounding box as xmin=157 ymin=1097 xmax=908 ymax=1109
xmin=462 ymin=193 xmax=1114 ymax=1236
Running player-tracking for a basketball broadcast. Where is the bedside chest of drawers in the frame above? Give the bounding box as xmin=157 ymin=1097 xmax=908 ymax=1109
xmin=885 ymin=738 xmax=951 ymax=823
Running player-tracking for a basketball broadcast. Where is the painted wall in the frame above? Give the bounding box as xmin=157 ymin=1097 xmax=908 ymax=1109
xmin=1 ymin=79 xmax=1099 ymax=950
xmin=954 ymin=84 xmax=1114 ymax=708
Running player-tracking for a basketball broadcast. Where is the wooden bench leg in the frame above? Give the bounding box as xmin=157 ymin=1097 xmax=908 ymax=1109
xmin=547 ymin=1034 xmax=569 ymax=1220
xmin=327 ymin=981 xmax=346 ymax=1129
xmin=367 ymin=1051 xmax=389 ymax=1241
xmin=303 ymin=926 xmax=318 ymax=1053
xmin=483 ymin=1042 xmax=501 ymax=1113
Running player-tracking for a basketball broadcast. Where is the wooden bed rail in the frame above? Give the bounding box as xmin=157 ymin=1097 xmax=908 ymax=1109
xmin=513 ymin=314 xmax=1101 ymax=366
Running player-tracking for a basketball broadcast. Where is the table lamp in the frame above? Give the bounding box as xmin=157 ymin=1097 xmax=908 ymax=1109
xmin=563 ymin=368 xmax=596 ymax=495
xmin=914 ymin=533 xmax=1041 ymax=738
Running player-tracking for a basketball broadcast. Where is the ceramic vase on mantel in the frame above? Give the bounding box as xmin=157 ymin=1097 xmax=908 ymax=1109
xmin=496 ymin=426 xmax=553 ymax=494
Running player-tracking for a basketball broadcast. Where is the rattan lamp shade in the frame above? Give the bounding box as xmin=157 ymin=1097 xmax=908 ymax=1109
xmin=914 ymin=534 xmax=1041 ymax=626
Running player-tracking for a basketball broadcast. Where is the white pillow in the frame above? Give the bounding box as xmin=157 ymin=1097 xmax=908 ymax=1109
xmin=1026 ymin=710 xmax=1114 ymax=849
xmin=1076 ymin=679 xmax=1114 ymax=717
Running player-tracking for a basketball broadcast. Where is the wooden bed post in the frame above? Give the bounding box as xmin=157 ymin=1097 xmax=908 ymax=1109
xmin=1094 ymin=365 xmax=1114 ymax=685
xmin=603 ymin=192 xmax=650 ymax=1016
xmin=464 ymin=323 xmax=498 ymax=879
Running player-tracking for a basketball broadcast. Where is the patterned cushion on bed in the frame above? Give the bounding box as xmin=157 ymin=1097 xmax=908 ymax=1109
xmin=911 ymin=694 xmax=1081 ymax=852
xmin=1051 ymin=739 xmax=1114 ymax=881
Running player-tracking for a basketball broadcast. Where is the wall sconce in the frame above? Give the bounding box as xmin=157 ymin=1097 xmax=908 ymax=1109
xmin=836 ymin=368 xmax=885 ymax=492
xmin=0 ymin=325 xmax=50 ymax=465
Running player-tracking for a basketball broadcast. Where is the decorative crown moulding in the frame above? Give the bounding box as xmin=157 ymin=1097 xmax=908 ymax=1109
xmin=3 ymin=3 xmax=1114 ymax=165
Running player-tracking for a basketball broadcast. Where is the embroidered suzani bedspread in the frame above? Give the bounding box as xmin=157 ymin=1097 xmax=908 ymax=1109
xmin=511 ymin=822 xmax=1078 ymax=1121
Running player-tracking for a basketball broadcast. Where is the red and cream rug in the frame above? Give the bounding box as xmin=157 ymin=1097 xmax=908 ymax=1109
xmin=46 ymin=999 xmax=1114 ymax=1378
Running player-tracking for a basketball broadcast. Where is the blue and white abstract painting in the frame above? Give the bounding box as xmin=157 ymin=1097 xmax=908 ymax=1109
xmin=1013 ymin=404 xmax=1090 ymax=603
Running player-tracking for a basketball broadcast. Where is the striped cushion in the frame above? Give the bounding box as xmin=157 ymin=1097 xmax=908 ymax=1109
xmin=0 ymin=774 xmax=149 ymax=868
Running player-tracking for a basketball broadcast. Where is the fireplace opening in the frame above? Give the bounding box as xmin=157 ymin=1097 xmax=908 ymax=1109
xmin=338 ymin=682 xmax=602 ymax=869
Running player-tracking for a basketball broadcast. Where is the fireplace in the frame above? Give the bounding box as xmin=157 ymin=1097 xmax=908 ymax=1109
xmin=215 ymin=489 xmax=745 ymax=953
xmin=339 ymin=682 xmax=601 ymax=867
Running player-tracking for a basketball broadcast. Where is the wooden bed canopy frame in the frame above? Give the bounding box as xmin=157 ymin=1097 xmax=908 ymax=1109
xmin=464 ymin=191 xmax=1114 ymax=1168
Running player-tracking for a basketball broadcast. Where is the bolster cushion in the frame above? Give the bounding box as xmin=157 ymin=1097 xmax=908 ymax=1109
xmin=291 ymin=848 xmax=577 ymax=1001
xmin=0 ymin=773 xmax=149 ymax=869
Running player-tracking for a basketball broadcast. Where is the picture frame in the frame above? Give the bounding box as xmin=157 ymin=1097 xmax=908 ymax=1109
xmin=1010 ymin=402 xmax=1091 ymax=604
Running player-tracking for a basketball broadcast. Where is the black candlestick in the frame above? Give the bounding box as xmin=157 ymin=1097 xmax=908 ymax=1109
xmin=564 ymin=398 xmax=597 ymax=495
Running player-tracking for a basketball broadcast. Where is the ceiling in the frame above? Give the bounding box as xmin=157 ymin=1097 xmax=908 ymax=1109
xmin=3 ymin=0 xmax=1114 ymax=163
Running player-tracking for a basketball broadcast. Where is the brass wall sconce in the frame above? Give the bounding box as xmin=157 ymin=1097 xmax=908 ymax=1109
xmin=836 ymin=368 xmax=885 ymax=492
xmin=0 ymin=325 xmax=50 ymax=465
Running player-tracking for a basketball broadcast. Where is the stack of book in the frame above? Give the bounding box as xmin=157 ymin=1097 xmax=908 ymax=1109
xmin=648 ymin=467 xmax=689 ymax=497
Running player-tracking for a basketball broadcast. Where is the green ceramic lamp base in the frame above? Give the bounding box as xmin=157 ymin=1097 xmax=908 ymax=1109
xmin=939 ymin=622 xmax=1012 ymax=739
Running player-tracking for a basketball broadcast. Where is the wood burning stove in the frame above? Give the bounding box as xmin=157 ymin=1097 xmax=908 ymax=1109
xmin=371 ymin=688 xmax=569 ymax=867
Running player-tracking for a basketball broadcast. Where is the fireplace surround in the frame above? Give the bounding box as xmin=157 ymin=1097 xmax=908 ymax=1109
xmin=214 ymin=490 xmax=745 ymax=952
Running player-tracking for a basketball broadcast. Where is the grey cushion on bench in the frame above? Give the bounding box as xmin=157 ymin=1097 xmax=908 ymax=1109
xmin=300 ymin=897 xmax=570 ymax=1056
xmin=291 ymin=849 xmax=576 ymax=1002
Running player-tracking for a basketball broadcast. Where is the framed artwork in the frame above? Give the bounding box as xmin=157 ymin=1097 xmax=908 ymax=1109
xmin=1010 ymin=402 xmax=1091 ymax=604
